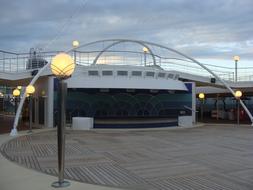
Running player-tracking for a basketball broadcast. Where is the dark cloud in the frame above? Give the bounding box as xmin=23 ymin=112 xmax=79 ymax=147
xmin=0 ymin=0 xmax=253 ymax=60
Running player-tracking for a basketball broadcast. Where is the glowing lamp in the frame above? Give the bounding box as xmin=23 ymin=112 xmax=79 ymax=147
xmin=235 ymin=90 xmax=242 ymax=98
xmin=143 ymin=47 xmax=149 ymax=53
xmin=233 ymin=55 xmax=240 ymax=62
xmin=13 ymin=89 xmax=20 ymax=97
xmin=17 ymin=86 xmax=22 ymax=90
xmin=26 ymin=85 xmax=35 ymax=94
xmin=198 ymin=93 xmax=205 ymax=99
xmin=41 ymin=90 xmax=46 ymax=96
xmin=51 ymin=53 xmax=75 ymax=79
xmin=72 ymin=40 xmax=79 ymax=48
xmin=0 ymin=92 xmax=3 ymax=97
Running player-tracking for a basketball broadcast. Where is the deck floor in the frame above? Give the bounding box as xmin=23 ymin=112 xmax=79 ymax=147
xmin=1 ymin=125 xmax=253 ymax=190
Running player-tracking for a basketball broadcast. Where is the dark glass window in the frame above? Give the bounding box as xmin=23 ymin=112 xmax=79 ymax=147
xmin=102 ymin=70 xmax=113 ymax=76
xmin=117 ymin=71 xmax=128 ymax=76
xmin=88 ymin=70 xmax=99 ymax=76
xmin=132 ymin=71 xmax=142 ymax=76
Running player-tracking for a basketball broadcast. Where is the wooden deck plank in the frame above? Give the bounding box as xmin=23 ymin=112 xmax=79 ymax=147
xmin=1 ymin=125 xmax=253 ymax=189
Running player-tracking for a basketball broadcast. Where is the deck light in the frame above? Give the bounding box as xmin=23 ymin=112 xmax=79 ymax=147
xmin=51 ymin=53 xmax=75 ymax=188
xmin=51 ymin=53 xmax=75 ymax=79
xmin=72 ymin=40 xmax=79 ymax=48
xmin=233 ymin=55 xmax=240 ymax=82
xmin=198 ymin=93 xmax=205 ymax=99
xmin=26 ymin=85 xmax=35 ymax=95
xmin=235 ymin=90 xmax=242 ymax=127
xmin=26 ymin=85 xmax=35 ymax=133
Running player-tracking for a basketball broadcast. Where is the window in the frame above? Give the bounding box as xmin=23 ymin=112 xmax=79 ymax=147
xmin=132 ymin=71 xmax=142 ymax=76
xmin=146 ymin=71 xmax=155 ymax=77
xmin=117 ymin=71 xmax=128 ymax=76
xmin=88 ymin=70 xmax=99 ymax=76
xmin=102 ymin=70 xmax=113 ymax=76
xmin=158 ymin=72 xmax=166 ymax=78
xmin=174 ymin=74 xmax=179 ymax=79
xmin=168 ymin=73 xmax=174 ymax=79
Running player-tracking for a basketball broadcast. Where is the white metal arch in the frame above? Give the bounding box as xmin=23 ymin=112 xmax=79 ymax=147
xmin=91 ymin=39 xmax=157 ymax=66
xmin=10 ymin=39 xmax=253 ymax=135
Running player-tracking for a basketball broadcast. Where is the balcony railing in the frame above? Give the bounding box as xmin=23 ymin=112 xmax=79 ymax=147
xmin=0 ymin=49 xmax=252 ymax=82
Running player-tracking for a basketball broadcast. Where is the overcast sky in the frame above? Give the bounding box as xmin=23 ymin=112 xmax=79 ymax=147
xmin=1 ymin=0 xmax=253 ymax=65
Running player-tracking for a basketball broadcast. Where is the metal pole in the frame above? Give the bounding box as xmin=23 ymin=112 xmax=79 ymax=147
xmin=52 ymin=80 xmax=70 ymax=188
xmin=216 ymin=94 xmax=219 ymax=121
xmin=28 ymin=96 xmax=33 ymax=133
xmin=237 ymin=99 xmax=240 ymax=127
xmin=235 ymin=60 xmax=238 ymax=82
xmin=74 ymin=50 xmax=76 ymax=65
xmin=144 ymin=52 xmax=146 ymax=66
xmin=14 ymin=97 xmax=17 ymax=115
xmin=201 ymin=100 xmax=204 ymax=121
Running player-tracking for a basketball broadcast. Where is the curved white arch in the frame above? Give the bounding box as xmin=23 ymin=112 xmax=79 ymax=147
xmin=10 ymin=39 xmax=253 ymax=135
xmin=92 ymin=39 xmax=157 ymax=66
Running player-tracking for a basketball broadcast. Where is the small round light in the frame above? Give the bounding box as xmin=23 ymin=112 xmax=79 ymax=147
xmin=26 ymin=85 xmax=35 ymax=94
xmin=235 ymin=90 xmax=242 ymax=98
xmin=233 ymin=55 xmax=240 ymax=61
xmin=198 ymin=93 xmax=205 ymax=99
xmin=143 ymin=47 xmax=149 ymax=53
xmin=51 ymin=53 xmax=75 ymax=79
xmin=41 ymin=90 xmax=46 ymax=96
xmin=72 ymin=40 xmax=79 ymax=48
xmin=0 ymin=92 xmax=3 ymax=97
xmin=13 ymin=89 xmax=20 ymax=97
xmin=17 ymin=86 xmax=22 ymax=90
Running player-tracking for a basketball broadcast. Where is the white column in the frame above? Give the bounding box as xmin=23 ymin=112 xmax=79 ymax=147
xmin=191 ymin=82 xmax=196 ymax=123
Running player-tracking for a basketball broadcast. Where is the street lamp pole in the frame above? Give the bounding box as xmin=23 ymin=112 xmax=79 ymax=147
xmin=26 ymin=85 xmax=35 ymax=133
xmin=235 ymin=90 xmax=242 ymax=127
xmin=50 ymin=52 xmax=76 ymax=188
xmin=13 ymin=89 xmax=20 ymax=115
xmin=143 ymin=47 xmax=148 ymax=66
xmin=233 ymin=56 xmax=240 ymax=82
xmin=72 ymin=40 xmax=79 ymax=65
xmin=198 ymin=93 xmax=205 ymax=121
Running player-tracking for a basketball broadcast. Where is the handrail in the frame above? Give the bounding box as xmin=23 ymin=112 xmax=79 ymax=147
xmin=184 ymin=105 xmax=199 ymax=113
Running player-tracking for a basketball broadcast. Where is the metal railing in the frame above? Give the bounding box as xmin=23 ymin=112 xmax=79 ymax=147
xmin=1 ymin=49 xmax=253 ymax=82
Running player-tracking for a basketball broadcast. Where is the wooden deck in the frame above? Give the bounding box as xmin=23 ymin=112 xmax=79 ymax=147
xmin=1 ymin=125 xmax=253 ymax=189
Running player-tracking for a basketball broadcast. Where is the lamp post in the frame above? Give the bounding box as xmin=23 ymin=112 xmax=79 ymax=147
xmin=26 ymin=85 xmax=35 ymax=133
xmin=143 ymin=47 xmax=148 ymax=66
xmin=233 ymin=55 xmax=240 ymax=82
xmin=50 ymin=53 xmax=75 ymax=188
xmin=72 ymin=40 xmax=79 ymax=65
xmin=198 ymin=93 xmax=205 ymax=121
xmin=13 ymin=89 xmax=20 ymax=115
xmin=235 ymin=90 xmax=242 ymax=127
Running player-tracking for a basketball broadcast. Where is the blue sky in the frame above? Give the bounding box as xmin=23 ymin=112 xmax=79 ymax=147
xmin=1 ymin=0 xmax=253 ymax=67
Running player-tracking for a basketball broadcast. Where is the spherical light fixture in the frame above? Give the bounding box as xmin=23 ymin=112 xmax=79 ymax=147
xmin=13 ymin=89 xmax=20 ymax=97
xmin=0 ymin=92 xmax=3 ymax=97
xmin=41 ymin=90 xmax=46 ymax=96
xmin=51 ymin=53 xmax=75 ymax=79
xmin=143 ymin=47 xmax=149 ymax=53
xmin=235 ymin=90 xmax=242 ymax=98
xmin=17 ymin=86 xmax=22 ymax=90
xmin=233 ymin=55 xmax=240 ymax=62
xmin=72 ymin=40 xmax=79 ymax=48
xmin=26 ymin=85 xmax=35 ymax=95
xmin=198 ymin=93 xmax=205 ymax=99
